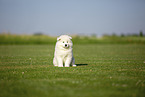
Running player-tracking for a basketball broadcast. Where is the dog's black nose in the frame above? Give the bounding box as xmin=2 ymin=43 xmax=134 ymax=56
xmin=65 ymin=44 xmax=67 ymax=47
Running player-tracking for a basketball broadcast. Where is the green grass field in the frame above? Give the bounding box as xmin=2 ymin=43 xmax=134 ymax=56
xmin=0 ymin=44 xmax=145 ymax=97
xmin=0 ymin=33 xmax=145 ymax=44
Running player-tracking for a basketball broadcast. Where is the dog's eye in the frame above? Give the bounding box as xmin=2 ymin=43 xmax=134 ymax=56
xmin=63 ymin=41 xmax=64 ymax=43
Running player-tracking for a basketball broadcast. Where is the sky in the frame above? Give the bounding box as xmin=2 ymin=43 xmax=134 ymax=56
xmin=0 ymin=0 xmax=145 ymax=36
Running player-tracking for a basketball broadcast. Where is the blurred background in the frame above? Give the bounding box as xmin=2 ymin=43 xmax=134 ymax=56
xmin=0 ymin=0 xmax=145 ymax=44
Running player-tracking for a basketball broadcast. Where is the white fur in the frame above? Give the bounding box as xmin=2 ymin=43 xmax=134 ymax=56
xmin=53 ymin=35 xmax=76 ymax=67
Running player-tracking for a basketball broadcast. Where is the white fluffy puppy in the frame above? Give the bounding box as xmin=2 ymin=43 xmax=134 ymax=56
xmin=53 ymin=35 xmax=76 ymax=67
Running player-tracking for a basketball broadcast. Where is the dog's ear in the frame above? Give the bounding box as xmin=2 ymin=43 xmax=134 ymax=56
xmin=69 ymin=36 xmax=72 ymax=40
xmin=57 ymin=37 xmax=61 ymax=41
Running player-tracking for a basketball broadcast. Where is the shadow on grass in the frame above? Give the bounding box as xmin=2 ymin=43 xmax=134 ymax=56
xmin=76 ymin=64 xmax=88 ymax=66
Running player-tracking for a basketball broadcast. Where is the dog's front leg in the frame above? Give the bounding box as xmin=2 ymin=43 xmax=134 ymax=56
xmin=65 ymin=57 xmax=72 ymax=67
xmin=57 ymin=57 xmax=63 ymax=67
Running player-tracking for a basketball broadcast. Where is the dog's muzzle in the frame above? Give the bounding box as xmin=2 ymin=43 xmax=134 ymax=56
xmin=65 ymin=44 xmax=68 ymax=47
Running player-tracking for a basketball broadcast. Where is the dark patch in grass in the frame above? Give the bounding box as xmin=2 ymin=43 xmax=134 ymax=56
xmin=76 ymin=64 xmax=88 ymax=66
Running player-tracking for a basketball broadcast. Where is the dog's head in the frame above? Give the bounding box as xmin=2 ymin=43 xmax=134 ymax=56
xmin=57 ymin=35 xmax=73 ymax=49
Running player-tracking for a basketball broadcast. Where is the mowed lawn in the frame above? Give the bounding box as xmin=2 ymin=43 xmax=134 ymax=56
xmin=0 ymin=44 xmax=145 ymax=97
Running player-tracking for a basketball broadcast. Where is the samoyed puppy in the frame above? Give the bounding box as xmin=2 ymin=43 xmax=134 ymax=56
xmin=53 ymin=35 xmax=76 ymax=67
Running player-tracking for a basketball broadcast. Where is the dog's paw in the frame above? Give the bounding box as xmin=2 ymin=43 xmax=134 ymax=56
xmin=65 ymin=65 xmax=70 ymax=67
xmin=54 ymin=65 xmax=58 ymax=67
xmin=58 ymin=65 xmax=63 ymax=67
xmin=72 ymin=64 xmax=76 ymax=67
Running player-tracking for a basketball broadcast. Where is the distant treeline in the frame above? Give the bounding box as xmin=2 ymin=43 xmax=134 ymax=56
xmin=0 ymin=33 xmax=145 ymax=45
xmin=103 ymin=30 xmax=144 ymax=37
